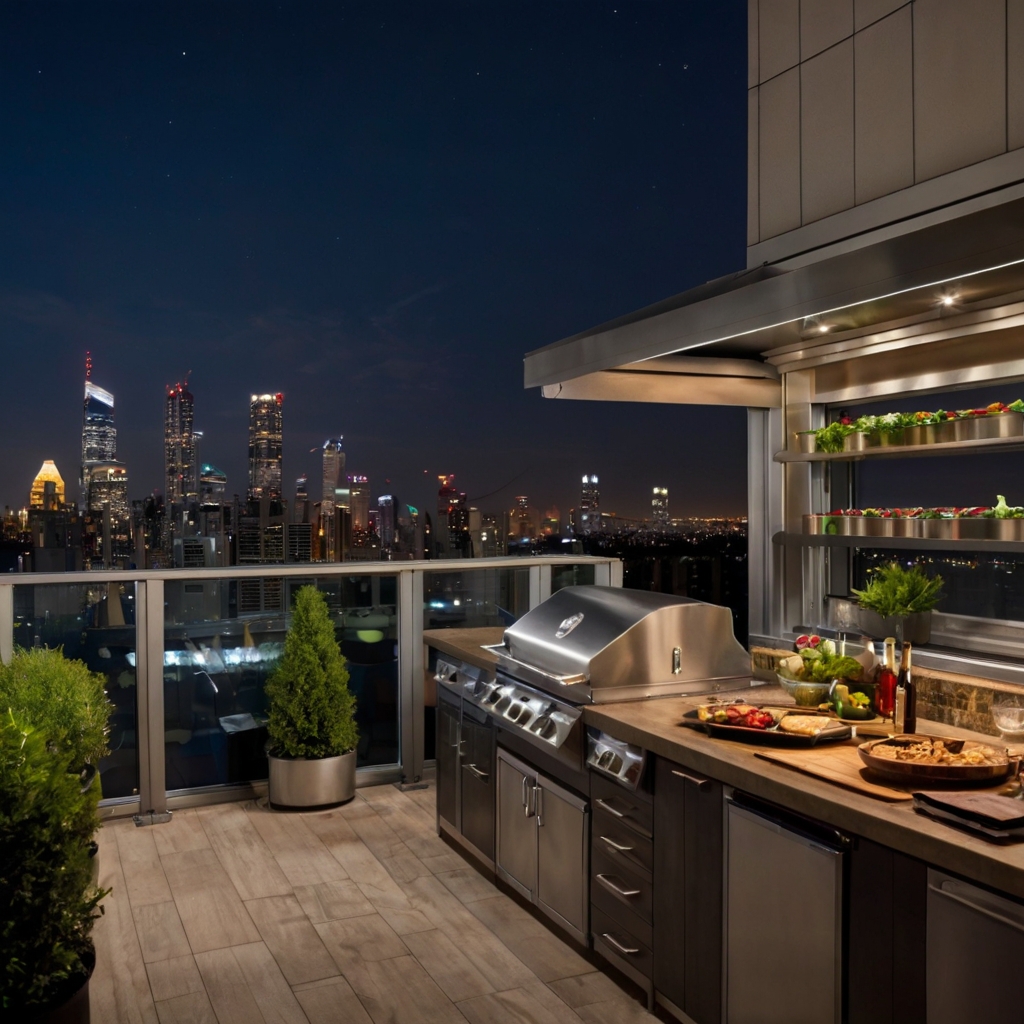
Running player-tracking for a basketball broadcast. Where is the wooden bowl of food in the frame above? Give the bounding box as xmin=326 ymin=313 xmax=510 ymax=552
xmin=858 ymin=735 xmax=1012 ymax=784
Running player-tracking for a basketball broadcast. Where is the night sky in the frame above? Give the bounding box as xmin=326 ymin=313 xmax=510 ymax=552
xmin=0 ymin=2 xmax=748 ymax=522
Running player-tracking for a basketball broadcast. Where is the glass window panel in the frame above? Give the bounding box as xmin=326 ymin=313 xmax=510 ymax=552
xmin=12 ymin=582 xmax=139 ymax=801
xmin=423 ymin=568 xmax=530 ymax=630
xmin=550 ymin=563 xmax=596 ymax=593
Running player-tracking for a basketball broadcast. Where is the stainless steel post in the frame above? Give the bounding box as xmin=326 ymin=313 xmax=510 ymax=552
xmin=398 ymin=569 xmax=425 ymax=784
xmin=0 ymin=583 xmax=12 ymax=665
xmin=134 ymin=578 xmax=169 ymax=822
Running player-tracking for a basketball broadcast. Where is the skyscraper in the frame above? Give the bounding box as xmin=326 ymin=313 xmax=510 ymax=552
xmin=652 ymin=486 xmax=669 ymax=526
xmin=578 ymin=474 xmax=600 ymax=534
xmin=294 ymin=475 xmax=309 ymax=523
xmin=199 ymin=464 xmax=227 ymax=504
xmin=30 ymin=461 xmax=65 ymax=509
xmin=377 ymin=495 xmax=395 ymax=550
xmin=248 ymin=393 xmax=283 ymax=501
xmin=164 ymin=381 xmax=196 ymax=505
xmin=321 ymin=438 xmax=345 ymax=511
xmin=348 ymin=475 xmax=370 ymax=532
xmin=81 ymin=354 xmax=117 ymax=507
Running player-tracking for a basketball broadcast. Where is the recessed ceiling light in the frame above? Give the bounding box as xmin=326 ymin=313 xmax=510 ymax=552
xmin=818 ymin=324 xmax=830 ymax=333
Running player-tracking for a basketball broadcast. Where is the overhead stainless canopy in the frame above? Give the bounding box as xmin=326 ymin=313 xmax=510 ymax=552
xmin=525 ymin=195 xmax=1024 ymax=407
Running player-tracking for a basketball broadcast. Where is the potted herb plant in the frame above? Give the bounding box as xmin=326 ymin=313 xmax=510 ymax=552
xmin=265 ymin=585 xmax=358 ymax=808
xmin=851 ymin=562 xmax=944 ymax=644
xmin=1 ymin=711 xmax=107 ymax=1021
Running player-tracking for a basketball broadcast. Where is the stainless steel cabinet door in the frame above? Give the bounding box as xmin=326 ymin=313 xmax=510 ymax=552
xmin=460 ymin=715 xmax=494 ymax=860
xmin=536 ymin=776 xmax=588 ymax=942
xmin=437 ymin=699 xmax=459 ymax=830
xmin=927 ymin=870 xmax=1024 ymax=1024
xmin=725 ymin=802 xmax=842 ymax=1024
xmin=496 ymin=749 xmax=537 ymax=900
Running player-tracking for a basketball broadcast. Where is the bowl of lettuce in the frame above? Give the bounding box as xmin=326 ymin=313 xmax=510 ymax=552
xmin=777 ymin=645 xmax=865 ymax=707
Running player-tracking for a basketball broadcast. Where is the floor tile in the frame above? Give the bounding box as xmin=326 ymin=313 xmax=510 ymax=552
xmin=197 ymin=802 xmax=293 ymax=901
xmin=196 ymin=941 xmax=308 ymax=1024
xmin=245 ymin=893 xmax=339 ymax=985
xmin=133 ymin=901 xmax=192 ymax=963
xmin=161 ymin=847 xmax=261 ymax=953
xmin=546 ymin=971 xmax=628 ymax=1009
xmin=293 ymin=975 xmax=374 ymax=1024
xmin=343 ymin=954 xmax=469 ymax=1024
xmin=245 ymin=801 xmax=350 ymax=887
xmin=145 ymin=954 xmax=204 ymax=1003
xmin=315 ymin=913 xmax=408 ymax=971
xmin=154 ymin=990 xmax=219 ymax=1024
xmin=575 ymin=997 xmax=659 ymax=1023
xmin=116 ymin=825 xmax=174 ymax=907
xmin=402 ymin=928 xmax=495 ymax=1002
xmin=435 ymin=866 xmax=499 ymax=904
xmin=458 ymin=985 xmax=584 ymax=1024
xmin=293 ymin=879 xmax=375 ymax=924
xmin=152 ymin=809 xmax=211 ymax=857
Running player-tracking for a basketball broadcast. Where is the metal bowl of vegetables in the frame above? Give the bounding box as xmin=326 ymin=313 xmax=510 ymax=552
xmin=777 ymin=640 xmax=867 ymax=708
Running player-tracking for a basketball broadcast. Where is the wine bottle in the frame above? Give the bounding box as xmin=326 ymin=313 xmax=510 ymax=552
xmin=876 ymin=637 xmax=897 ymax=719
xmin=897 ymin=642 xmax=916 ymax=734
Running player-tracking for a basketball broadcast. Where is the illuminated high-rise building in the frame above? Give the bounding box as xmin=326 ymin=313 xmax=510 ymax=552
xmin=321 ymin=439 xmax=345 ymax=511
xmin=164 ymin=381 xmax=196 ymax=505
xmin=437 ymin=475 xmax=470 ymax=556
xmin=199 ymin=464 xmax=227 ymax=504
xmin=86 ymin=462 xmax=131 ymax=567
xmin=348 ymin=475 xmax=370 ymax=532
xmin=294 ymin=475 xmax=309 ymax=523
xmin=30 ymin=461 xmax=66 ymax=509
xmin=652 ymin=486 xmax=669 ymax=525
xmin=248 ymin=393 xmax=283 ymax=501
xmin=377 ymin=495 xmax=396 ymax=549
xmin=80 ymin=353 xmax=117 ymax=507
xmin=578 ymin=474 xmax=600 ymax=534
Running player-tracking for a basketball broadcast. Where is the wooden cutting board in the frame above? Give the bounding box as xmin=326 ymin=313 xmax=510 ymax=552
xmin=756 ymin=744 xmax=915 ymax=801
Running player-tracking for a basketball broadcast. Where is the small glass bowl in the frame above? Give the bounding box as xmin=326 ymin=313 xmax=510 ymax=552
xmin=777 ymin=673 xmax=832 ymax=707
xmin=992 ymin=702 xmax=1024 ymax=739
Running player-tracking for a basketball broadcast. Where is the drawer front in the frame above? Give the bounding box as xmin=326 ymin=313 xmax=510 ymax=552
xmin=591 ymin=774 xmax=653 ymax=839
xmin=591 ymin=848 xmax=653 ymax=937
xmin=592 ymin=904 xmax=653 ymax=980
xmin=592 ymin=807 xmax=653 ymax=879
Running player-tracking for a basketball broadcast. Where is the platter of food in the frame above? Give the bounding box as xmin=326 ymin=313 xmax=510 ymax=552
xmin=681 ymin=703 xmax=852 ymax=747
xmin=857 ymin=736 xmax=1014 ymax=784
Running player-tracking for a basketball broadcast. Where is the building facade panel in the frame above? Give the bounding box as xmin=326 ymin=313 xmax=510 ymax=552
xmin=853 ymin=0 xmax=907 ymax=32
xmin=758 ymin=67 xmax=802 ymax=238
xmin=854 ymin=6 xmax=914 ymax=204
xmin=800 ymin=0 xmax=853 ymax=60
xmin=748 ymin=87 xmax=760 ymax=244
xmin=800 ymin=39 xmax=855 ymax=224
xmin=1008 ymin=0 xmax=1024 ymax=151
xmin=912 ymin=0 xmax=1006 ymax=183
xmin=758 ymin=0 xmax=800 ymax=82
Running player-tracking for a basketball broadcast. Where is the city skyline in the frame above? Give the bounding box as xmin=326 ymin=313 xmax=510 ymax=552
xmin=0 ymin=3 xmax=748 ymax=523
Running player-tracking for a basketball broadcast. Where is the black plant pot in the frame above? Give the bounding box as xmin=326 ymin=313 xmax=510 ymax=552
xmin=27 ymin=945 xmax=95 ymax=1024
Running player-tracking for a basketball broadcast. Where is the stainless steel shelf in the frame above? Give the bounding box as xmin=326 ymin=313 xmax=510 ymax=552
xmin=774 ymin=434 xmax=1024 ymax=463
xmin=772 ymin=531 xmax=1024 ymax=554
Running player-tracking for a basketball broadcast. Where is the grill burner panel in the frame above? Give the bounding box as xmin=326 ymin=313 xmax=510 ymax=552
xmin=460 ymin=675 xmax=581 ymax=752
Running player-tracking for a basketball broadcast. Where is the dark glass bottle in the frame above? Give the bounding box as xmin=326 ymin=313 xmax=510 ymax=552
xmin=875 ymin=637 xmax=898 ymax=719
xmin=896 ymin=642 xmax=916 ymax=734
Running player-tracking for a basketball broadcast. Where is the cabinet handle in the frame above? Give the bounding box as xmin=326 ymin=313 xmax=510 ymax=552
xmin=523 ymin=778 xmax=536 ymax=818
xmin=601 ymin=932 xmax=640 ymax=956
xmin=596 ymin=873 xmax=641 ymax=898
xmin=536 ymin=786 xmax=544 ymax=827
xmin=595 ymin=797 xmax=626 ymax=818
xmin=599 ymin=835 xmax=633 ymax=854
xmin=465 ymin=764 xmax=488 ymax=781
xmin=671 ymin=769 xmax=710 ymax=789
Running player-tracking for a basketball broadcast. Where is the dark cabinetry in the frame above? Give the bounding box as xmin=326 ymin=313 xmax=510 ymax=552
xmin=653 ymin=757 xmax=723 ymax=1024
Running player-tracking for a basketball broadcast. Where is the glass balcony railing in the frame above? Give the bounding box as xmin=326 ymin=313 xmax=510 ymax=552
xmin=0 ymin=556 xmax=620 ymax=818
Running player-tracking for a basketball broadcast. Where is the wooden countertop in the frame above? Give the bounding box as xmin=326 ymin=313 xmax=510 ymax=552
xmin=423 ymin=627 xmax=505 ymax=672
xmin=585 ymin=687 xmax=1024 ymax=901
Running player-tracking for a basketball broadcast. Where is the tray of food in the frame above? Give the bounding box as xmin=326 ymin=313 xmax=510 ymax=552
xmin=858 ymin=736 xmax=1014 ymax=784
xmin=682 ymin=703 xmax=852 ymax=747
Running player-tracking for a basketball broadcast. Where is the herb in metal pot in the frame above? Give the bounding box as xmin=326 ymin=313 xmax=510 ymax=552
xmin=851 ymin=562 xmax=944 ymax=617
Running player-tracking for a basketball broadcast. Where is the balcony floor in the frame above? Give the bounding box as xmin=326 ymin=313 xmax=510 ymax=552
xmin=91 ymin=780 xmax=657 ymax=1023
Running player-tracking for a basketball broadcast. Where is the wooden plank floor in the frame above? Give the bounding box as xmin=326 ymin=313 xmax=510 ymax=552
xmin=91 ymin=780 xmax=658 ymax=1024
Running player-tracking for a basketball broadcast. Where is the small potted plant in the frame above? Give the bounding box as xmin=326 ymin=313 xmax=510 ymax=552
xmin=1 ymin=711 xmax=107 ymax=1021
xmin=265 ymin=585 xmax=358 ymax=808
xmin=851 ymin=561 xmax=944 ymax=644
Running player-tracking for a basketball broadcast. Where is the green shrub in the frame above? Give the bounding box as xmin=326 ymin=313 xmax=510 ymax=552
xmin=852 ymin=562 xmax=944 ymax=617
xmin=0 ymin=711 xmax=106 ymax=1013
xmin=0 ymin=647 xmax=112 ymax=769
xmin=265 ymin=586 xmax=358 ymax=759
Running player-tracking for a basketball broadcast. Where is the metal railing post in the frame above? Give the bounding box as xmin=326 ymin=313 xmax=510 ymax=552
xmin=528 ymin=565 xmax=542 ymax=609
xmin=538 ymin=564 xmax=552 ymax=604
xmin=135 ymin=578 xmax=169 ymax=822
xmin=398 ymin=569 xmax=425 ymax=785
xmin=0 ymin=583 xmax=12 ymax=665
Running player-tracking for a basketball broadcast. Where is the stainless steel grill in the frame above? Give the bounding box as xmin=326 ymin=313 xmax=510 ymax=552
xmin=490 ymin=585 xmax=751 ymax=705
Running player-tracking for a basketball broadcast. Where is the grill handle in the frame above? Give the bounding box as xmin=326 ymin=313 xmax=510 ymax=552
xmin=482 ymin=645 xmax=587 ymax=686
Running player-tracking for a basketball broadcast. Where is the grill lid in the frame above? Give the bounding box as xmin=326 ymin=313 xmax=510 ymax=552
xmin=499 ymin=585 xmax=750 ymax=699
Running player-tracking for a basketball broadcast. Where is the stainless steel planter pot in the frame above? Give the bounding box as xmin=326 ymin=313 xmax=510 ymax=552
xmin=846 ymin=516 xmax=892 ymax=537
xmin=795 ymin=431 xmax=817 ymax=453
xmin=951 ymin=517 xmax=990 ymax=540
xmin=990 ymin=519 xmax=1024 ymax=541
xmin=919 ymin=518 xmax=954 ymax=539
xmin=843 ymin=432 xmax=876 ymax=452
xmin=877 ymin=429 xmax=906 ymax=447
xmin=803 ymin=514 xmax=841 ymax=535
xmin=890 ymin=517 xmax=918 ymax=538
xmin=954 ymin=411 xmax=1024 ymax=442
xmin=268 ymin=749 xmax=356 ymax=808
xmin=903 ymin=425 xmax=928 ymax=447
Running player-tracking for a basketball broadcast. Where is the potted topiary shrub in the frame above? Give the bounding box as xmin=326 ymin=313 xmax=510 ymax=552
xmin=1 ymin=710 xmax=107 ymax=1021
xmin=265 ymin=585 xmax=358 ymax=808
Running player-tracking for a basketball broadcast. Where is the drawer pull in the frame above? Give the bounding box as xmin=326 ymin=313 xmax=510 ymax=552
xmin=671 ymin=769 xmax=710 ymax=790
xmin=596 ymin=873 xmax=641 ymax=898
xmin=595 ymin=797 xmax=626 ymax=818
xmin=601 ymin=932 xmax=640 ymax=956
xmin=599 ymin=835 xmax=633 ymax=854
xmin=465 ymin=764 xmax=489 ymax=781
